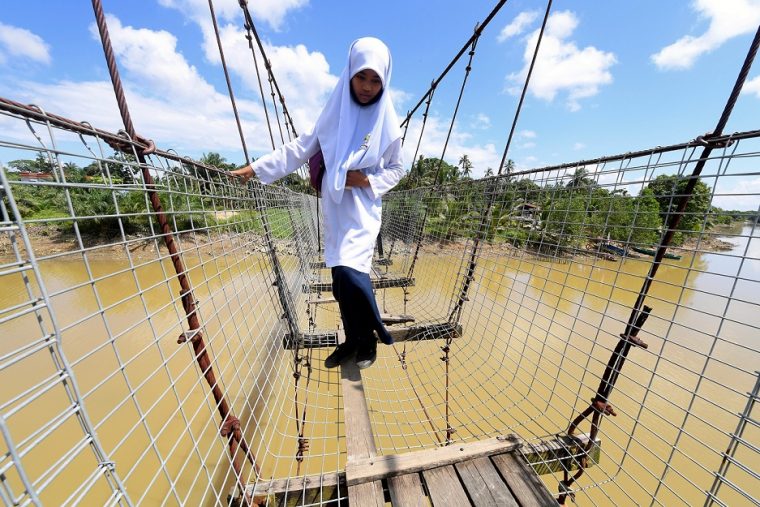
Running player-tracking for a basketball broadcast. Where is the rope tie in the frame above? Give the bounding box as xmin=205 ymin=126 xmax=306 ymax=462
xmin=103 ymin=131 xmax=156 ymax=157
xmin=220 ymin=415 xmax=242 ymax=441
xmin=694 ymin=132 xmax=735 ymax=148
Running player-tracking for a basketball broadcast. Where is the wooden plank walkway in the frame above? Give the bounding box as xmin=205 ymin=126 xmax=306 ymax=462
xmin=337 ymin=360 xmax=557 ymax=507
xmin=248 ymin=353 xmax=576 ymax=506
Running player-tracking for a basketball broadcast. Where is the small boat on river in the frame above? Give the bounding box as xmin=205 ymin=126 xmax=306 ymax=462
xmin=632 ymin=246 xmax=682 ymax=260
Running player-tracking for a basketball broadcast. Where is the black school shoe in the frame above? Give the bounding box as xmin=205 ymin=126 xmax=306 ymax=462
xmin=324 ymin=343 xmax=356 ymax=369
xmin=355 ymin=340 xmax=377 ymax=370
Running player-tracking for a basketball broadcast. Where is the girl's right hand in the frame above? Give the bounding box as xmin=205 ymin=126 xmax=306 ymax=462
xmin=229 ymin=165 xmax=255 ymax=183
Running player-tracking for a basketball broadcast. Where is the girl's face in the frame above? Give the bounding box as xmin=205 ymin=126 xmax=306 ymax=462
xmin=351 ymin=69 xmax=383 ymax=104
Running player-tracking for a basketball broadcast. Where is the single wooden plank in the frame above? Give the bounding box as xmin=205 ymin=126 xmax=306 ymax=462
xmin=492 ymin=452 xmax=557 ymax=507
xmin=341 ymin=360 xmax=377 ymax=460
xmin=521 ymin=433 xmax=601 ymax=475
xmin=456 ymin=456 xmax=518 ymax=507
xmin=398 ymin=322 xmax=461 ymax=342
xmin=309 ymin=258 xmax=393 ymax=269
xmin=284 ymin=322 xmax=462 ymax=350
xmin=381 ymin=313 xmax=415 ymax=325
xmin=346 ymin=435 xmax=521 ymax=486
xmin=341 ymin=360 xmax=386 ymax=506
xmin=388 ymin=473 xmax=427 ymax=507
xmin=249 ymin=472 xmax=343 ymax=496
xmin=307 ymin=296 xmax=337 ymax=305
xmin=348 ymin=480 xmax=385 ymax=507
xmin=422 ymin=466 xmax=470 ymax=506
xmin=282 ymin=331 xmax=338 ymax=349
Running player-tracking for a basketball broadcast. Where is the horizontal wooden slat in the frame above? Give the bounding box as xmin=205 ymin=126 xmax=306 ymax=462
xmin=249 ymin=473 xmax=343 ymax=495
xmin=346 ymin=435 xmax=521 ymax=486
xmin=303 ymin=276 xmax=415 ymax=293
xmin=283 ymin=322 xmax=461 ymax=350
xmin=309 ymin=257 xmax=393 ymax=269
xmin=492 ymin=452 xmax=557 ymax=506
xmin=423 ymin=465 xmax=470 ymax=506
xmin=381 ymin=314 xmax=415 ymax=324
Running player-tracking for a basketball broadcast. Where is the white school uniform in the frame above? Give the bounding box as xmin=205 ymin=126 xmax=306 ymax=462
xmin=250 ymin=37 xmax=404 ymax=273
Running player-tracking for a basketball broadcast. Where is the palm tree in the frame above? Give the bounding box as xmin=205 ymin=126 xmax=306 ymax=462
xmin=458 ymin=154 xmax=473 ymax=179
xmin=566 ymin=167 xmax=596 ymax=189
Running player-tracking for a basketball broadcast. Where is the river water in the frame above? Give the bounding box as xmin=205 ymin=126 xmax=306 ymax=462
xmin=1 ymin=224 xmax=758 ymax=505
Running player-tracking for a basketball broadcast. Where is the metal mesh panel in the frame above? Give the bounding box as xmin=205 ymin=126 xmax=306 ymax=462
xmin=1 ymin=108 xmax=759 ymax=505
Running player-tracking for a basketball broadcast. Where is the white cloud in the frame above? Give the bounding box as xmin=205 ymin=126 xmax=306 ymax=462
xmin=519 ymin=142 xmax=536 ymax=149
xmin=497 ymin=11 xmax=539 ymax=42
xmin=743 ymin=75 xmax=760 ymax=98
xmin=204 ymin=22 xmax=337 ymax=133
xmin=713 ymin=175 xmax=760 ymax=210
xmin=471 ymin=113 xmax=491 ymax=129
xmin=401 ymin=115 xmax=501 ymax=178
xmin=651 ymin=0 xmax=760 ymax=70
xmin=0 ymin=22 xmax=51 ymax=65
xmin=153 ymin=1 xmax=337 ymax=136
xmin=506 ymin=11 xmax=616 ymax=111
xmin=573 ymin=142 xmax=586 ymax=150
xmin=518 ymin=130 xmax=536 ymax=139
xmin=158 ymin=0 xmax=308 ymax=31
xmin=0 ymin=15 xmax=284 ymax=158
xmin=90 ymin=15 xmax=217 ymax=105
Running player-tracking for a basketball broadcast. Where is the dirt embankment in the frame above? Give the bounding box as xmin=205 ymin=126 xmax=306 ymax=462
xmin=0 ymin=222 xmax=742 ymax=261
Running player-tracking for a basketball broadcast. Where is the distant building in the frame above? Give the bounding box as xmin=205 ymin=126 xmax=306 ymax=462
xmin=511 ymin=202 xmax=541 ymax=229
xmin=18 ymin=172 xmax=54 ymax=182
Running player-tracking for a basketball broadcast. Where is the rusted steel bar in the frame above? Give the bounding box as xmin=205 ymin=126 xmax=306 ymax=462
xmin=90 ymin=0 xmax=260 ymax=490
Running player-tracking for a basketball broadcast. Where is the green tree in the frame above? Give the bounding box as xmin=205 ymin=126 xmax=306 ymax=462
xmin=542 ymin=194 xmax=588 ymax=248
xmin=8 ymin=153 xmax=54 ymax=173
xmin=646 ymin=174 xmax=711 ymax=242
xmin=566 ymin=167 xmax=596 ymax=189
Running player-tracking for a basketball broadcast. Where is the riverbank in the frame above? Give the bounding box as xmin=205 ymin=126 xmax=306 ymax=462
xmin=0 ymin=221 xmax=745 ymax=261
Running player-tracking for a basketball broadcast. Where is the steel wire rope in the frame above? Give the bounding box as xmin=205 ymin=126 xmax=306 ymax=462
xmin=207 ymin=0 xmax=317 ymax=475
xmin=560 ymin=24 xmax=760 ymax=505
xmin=89 ymin=1 xmax=262 ymax=501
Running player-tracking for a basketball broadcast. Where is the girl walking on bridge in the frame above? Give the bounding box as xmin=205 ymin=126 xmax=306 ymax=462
xmin=231 ymin=37 xmax=405 ymax=370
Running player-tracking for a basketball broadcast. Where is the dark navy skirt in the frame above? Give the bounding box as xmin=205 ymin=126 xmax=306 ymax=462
xmin=331 ymin=266 xmax=393 ymax=347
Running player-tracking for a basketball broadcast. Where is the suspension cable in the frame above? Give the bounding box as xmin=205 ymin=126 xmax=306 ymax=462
xmin=400 ymin=0 xmax=509 ymax=129
xmin=90 ymin=0 xmax=261 ymax=496
xmin=560 ymin=24 xmax=760 ymax=504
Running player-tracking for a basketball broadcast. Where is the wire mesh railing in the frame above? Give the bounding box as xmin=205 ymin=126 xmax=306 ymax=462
xmin=1 ymin=94 xmax=759 ymax=505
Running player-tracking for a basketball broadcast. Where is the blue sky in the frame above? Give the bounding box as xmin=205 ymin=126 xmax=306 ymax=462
xmin=1 ymin=1 xmax=760 ymax=207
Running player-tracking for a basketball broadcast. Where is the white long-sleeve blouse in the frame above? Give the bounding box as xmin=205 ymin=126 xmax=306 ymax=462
xmin=252 ymin=129 xmax=405 ymax=273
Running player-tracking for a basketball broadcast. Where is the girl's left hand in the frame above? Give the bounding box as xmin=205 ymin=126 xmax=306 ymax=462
xmin=346 ymin=170 xmax=369 ymax=188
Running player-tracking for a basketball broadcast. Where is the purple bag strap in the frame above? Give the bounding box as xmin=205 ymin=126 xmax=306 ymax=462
xmin=308 ymin=149 xmax=325 ymax=193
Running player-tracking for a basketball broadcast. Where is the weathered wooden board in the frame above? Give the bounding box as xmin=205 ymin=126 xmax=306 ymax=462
xmin=346 ymin=435 xmax=521 ymax=486
xmin=283 ymin=322 xmax=461 ymax=350
xmin=422 ymin=465 xmax=470 ymax=506
xmin=455 ymin=456 xmax=518 ymax=507
xmin=492 ymin=452 xmax=558 ymax=506
xmin=521 ymin=433 xmax=601 ymax=475
xmin=388 ymin=473 xmax=427 ymax=507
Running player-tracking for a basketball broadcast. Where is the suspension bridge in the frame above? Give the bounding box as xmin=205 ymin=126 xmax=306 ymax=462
xmin=1 ymin=1 xmax=759 ymax=506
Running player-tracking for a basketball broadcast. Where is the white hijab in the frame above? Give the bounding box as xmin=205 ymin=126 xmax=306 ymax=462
xmin=315 ymin=37 xmax=402 ymax=203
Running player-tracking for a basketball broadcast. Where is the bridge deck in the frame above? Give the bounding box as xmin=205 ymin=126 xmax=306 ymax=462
xmin=248 ymin=359 xmax=560 ymax=506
